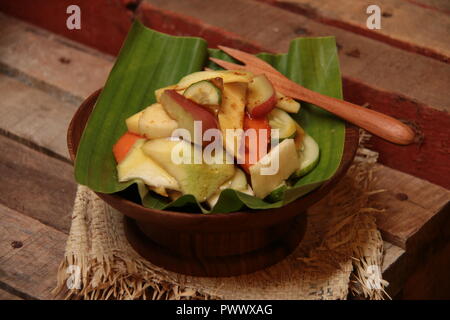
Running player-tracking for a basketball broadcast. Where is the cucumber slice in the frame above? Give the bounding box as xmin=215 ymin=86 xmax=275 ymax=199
xmin=184 ymin=80 xmax=222 ymax=105
xmin=265 ymin=182 xmax=287 ymax=202
xmin=268 ymin=108 xmax=297 ymax=141
xmin=294 ymin=134 xmax=320 ymax=178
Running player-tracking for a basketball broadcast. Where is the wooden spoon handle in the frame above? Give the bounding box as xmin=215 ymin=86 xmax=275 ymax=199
xmin=281 ymin=82 xmax=415 ymax=145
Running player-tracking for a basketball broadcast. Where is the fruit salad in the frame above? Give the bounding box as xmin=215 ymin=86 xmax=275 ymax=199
xmin=113 ymin=70 xmax=319 ymax=209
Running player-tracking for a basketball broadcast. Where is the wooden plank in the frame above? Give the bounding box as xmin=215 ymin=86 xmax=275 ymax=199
xmin=0 ymin=75 xmax=78 ymax=160
xmin=0 ymin=203 xmax=67 ymax=300
xmin=401 ymin=0 xmax=450 ymax=15
xmin=0 ymin=135 xmax=76 ymax=233
xmin=0 ymin=0 xmax=133 ymax=56
xmin=0 ymin=13 xmax=112 ymax=101
xmin=0 ymin=288 xmax=23 ymax=300
xmin=143 ymin=0 xmax=450 ymax=189
xmin=382 ymin=203 xmax=450 ymax=299
xmin=399 ymin=241 xmax=450 ymax=299
xmin=381 ymin=242 xmax=405 ymax=297
xmin=372 ymin=164 xmax=450 ymax=248
xmin=371 ymin=164 xmax=450 ymax=297
xmin=270 ymin=0 xmax=450 ymax=63
xmin=382 ymin=242 xmax=405 ymax=273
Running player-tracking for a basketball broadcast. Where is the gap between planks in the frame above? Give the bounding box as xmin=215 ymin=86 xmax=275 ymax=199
xmin=0 ymin=203 xmax=67 ymax=300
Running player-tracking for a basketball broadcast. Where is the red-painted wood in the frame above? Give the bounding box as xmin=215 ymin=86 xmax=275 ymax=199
xmin=136 ymin=2 xmax=263 ymax=54
xmin=343 ymin=79 xmax=450 ymax=189
xmin=0 ymin=0 xmax=133 ymax=56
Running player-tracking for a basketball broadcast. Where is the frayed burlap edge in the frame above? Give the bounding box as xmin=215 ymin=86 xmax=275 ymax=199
xmin=53 ymin=132 xmax=388 ymax=300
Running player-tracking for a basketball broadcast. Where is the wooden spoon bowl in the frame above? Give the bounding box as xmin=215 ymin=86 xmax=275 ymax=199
xmin=67 ymin=89 xmax=359 ymax=277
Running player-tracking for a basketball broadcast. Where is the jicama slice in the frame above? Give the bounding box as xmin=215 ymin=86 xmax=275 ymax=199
xmin=206 ymin=168 xmax=253 ymax=208
xmin=138 ymin=103 xmax=178 ymax=139
xmin=117 ymin=139 xmax=180 ymax=190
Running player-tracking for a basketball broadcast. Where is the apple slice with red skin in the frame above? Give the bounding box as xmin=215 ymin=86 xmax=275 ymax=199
xmin=161 ymin=90 xmax=219 ymax=146
xmin=247 ymin=74 xmax=277 ymax=118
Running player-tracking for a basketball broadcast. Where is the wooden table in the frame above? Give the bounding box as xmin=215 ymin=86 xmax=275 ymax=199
xmin=0 ymin=0 xmax=449 ymax=299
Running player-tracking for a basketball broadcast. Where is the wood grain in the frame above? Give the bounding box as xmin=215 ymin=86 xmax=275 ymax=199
xmin=382 ymin=242 xmax=405 ymax=273
xmin=405 ymin=0 xmax=450 ymax=14
xmin=0 ymin=75 xmax=78 ymax=160
xmin=0 ymin=135 xmax=76 ymax=233
xmin=371 ymin=164 xmax=450 ymax=248
xmin=273 ymin=0 xmax=450 ymax=63
xmin=0 ymin=13 xmax=112 ymax=101
xmin=0 ymin=288 xmax=23 ymax=300
xmin=0 ymin=203 xmax=67 ymax=300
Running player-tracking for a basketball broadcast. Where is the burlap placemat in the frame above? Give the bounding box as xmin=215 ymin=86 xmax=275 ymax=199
xmin=53 ymin=136 xmax=389 ymax=300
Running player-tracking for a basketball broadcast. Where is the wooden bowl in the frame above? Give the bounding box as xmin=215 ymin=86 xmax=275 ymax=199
xmin=67 ymin=89 xmax=359 ymax=277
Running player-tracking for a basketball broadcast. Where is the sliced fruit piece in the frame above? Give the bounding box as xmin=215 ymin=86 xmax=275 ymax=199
xmin=117 ymin=139 xmax=180 ymax=191
xmin=148 ymin=185 xmax=169 ymax=197
xmin=160 ymin=90 xmax=219 ymax=145
xmin=218 ymin=82 xmax=247 ymax=159
xmin=113 ymin=132 xmax=144 ymax=163
xmin=229 ymin=168 xmax=248 ymax=190
xmin=275 ymin=92 xmax=301 ymax=113
xmin=247 ymin=74 xmax=277 ymax=118
xmin=267 ymin=108 xmax=297 ymax=141
xmin=240 ymin=113 xmax=271 ymax=174
xmin=136 ymin=180 xmax=149 ymax=199
xmin=184 ymin=79 xmax=222 ymax=105
xmin=168 ymin=190 xmax=182 ymax=201
xmin=138 ymin=103 xmax=178 ymax=139
xmin=293 ymin=134 xmax=320 ymax=178
xmin=266 ymin=182 xmax=286 ymax=202
xmin=206 ymin=168 xmax=253 ymax=208
xmin=125 ymin=111 xmax=143 ymax=135
xmin=142 ymin=139 xmax=235 ymax=202
xmin=249 ymin=139 xmax=299 ymax=199
xmin=177 ymin=70 xmax=254 ymax=88
xmin=155 ymin=84 xmax=179 ymax=102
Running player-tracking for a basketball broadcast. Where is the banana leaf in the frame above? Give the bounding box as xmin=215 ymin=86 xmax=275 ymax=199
xmin=74 ymin=20 xmax=344 ymax=213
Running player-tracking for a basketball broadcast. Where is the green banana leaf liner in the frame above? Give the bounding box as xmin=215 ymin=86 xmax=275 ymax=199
xmin=74 ymin=20 xmax=345 ymax=214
